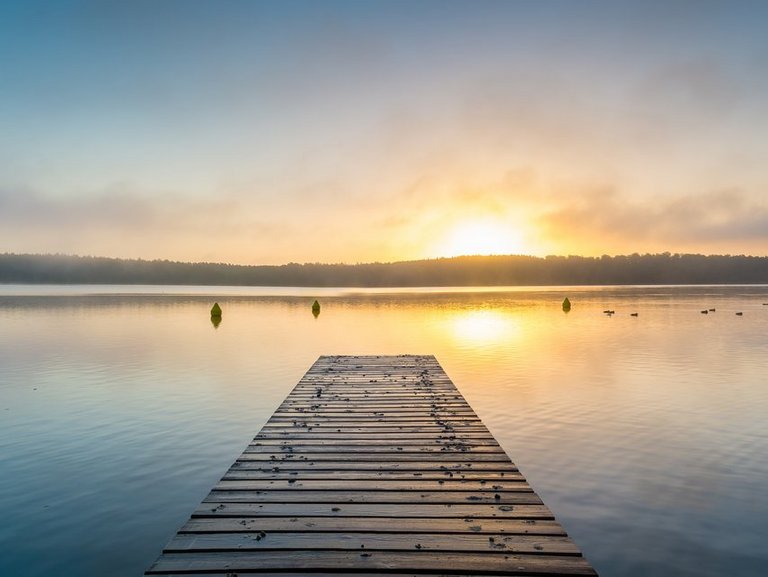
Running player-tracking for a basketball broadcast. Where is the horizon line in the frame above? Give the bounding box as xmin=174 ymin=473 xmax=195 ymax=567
xmin=4 ymin=250 xmax=768 ymax=268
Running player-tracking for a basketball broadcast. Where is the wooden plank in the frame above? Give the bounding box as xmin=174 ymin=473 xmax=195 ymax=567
xmin=252 ymin=436 xmax=498 ymax=443
xmin=244 ymin=445 xmax=505 ymax=453
xmin=215 ymin=479 xmax=529 ymax=490
xmin=237 ymin=453 xmax=512 ymax=462
xmin=230 ymin=461 xmax=519 ymax=471
xmin=254 ymin=434 xmax=497 ymax=440
xmin=287 ymin=393 xmax=463 ymax=398
xmin=231 ymin=458 xmax=516 ymax=467
xmin=273 ymin=412 xmax=478 ymax=417
xmin=270 ymin=420 xmax=486 ymax=426
xmin=280 ymin=398 xmax=470 ymax=403
xmin=203 ymin=490 xmax=540 ymax=504
xmin=223 ymin=471 xmax=524 ymax=481
xmin=253 ymin=422 xmax=487 ymax=429
xmin=194 ymin=502 xmax=554 ymax=518
xmin=145 ymin=355 xmax=597 ymax=576
xmin=180 ymin=517 xmax=568 ymax=535
xmin=148 ymin=574 xmax=581 ymax=577
xmin=147 ymin=551 xmax=596 ymax=575
xmin=164 ymin=532 xmax=581 ymax=555
xmin=293 ymin=385 xmax=460 ymax=390
xmin=267 ymin=414 xmax=482 ymax=420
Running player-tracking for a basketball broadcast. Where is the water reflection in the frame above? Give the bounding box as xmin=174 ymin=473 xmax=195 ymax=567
xmin=1 ymin=285 xmax=767 ymax=577
xmin=448 ymin=309 xmax=522 ymax=348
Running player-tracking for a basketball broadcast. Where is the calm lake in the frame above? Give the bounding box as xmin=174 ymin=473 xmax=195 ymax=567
xmin=1 ymin=284 xmax=767 ymax=576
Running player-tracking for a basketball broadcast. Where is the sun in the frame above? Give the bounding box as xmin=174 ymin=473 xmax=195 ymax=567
xmin=439 ymin=219 xmax=526 ymax=257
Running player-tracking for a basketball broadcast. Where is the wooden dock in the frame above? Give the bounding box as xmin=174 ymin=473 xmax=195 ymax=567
xmin=145 ymin=355 xmax=597 ymax=576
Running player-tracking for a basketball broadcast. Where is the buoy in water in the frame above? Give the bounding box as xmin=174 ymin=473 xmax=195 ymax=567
xmin=312 ymin=300 xmax=320 ymax=318
xmin=210 ymin=302 xmax=222 ymax=317
xmin=562 ymin=297 xmax=571 ymax=312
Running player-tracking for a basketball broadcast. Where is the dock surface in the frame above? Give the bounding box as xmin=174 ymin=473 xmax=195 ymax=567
xmin=146 ymin=355 xmax=597 ymax=576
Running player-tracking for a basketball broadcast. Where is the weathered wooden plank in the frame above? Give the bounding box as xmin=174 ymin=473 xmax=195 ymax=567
xmin=147 ymin=551 xmax=596 ymax=575
xmin=278 ymin=406 xmax=474 ymax=411
xmin=194 ymin=502 xmax=554 ymax=518
xmin=262 ymin=420 xmax=488 ymax=426
xmin=292 ymin=387 xmax=463 ymax=392
xmin=275 ymin=407 xmax=473 ymax=411
xmin=223 ymin=470 xmax=524 ymax=481
xmin=293 ymin=383 xmax=457 ymax=387
xmin=149 ymin=574 xmax=588 ymax=577
xmin=238 ymin=451 xmax=506 ymax=466
xmin=164 ymin=532 xmax=580 ymax=555
xmin=289 ymin=387 xmax=462 ymax=392
xmin=147 ymin=574 xmax=578 ymax=577
xmin=230 ymin=460 xmax=519 ymax=471
xmin=301 ymin=378 xmax=453 ymax=382
xmin=272 ymin=412 xmax=480 ymax=418
xmin=280 ymin=394 xmax=468 ymax=399
xmin=244 ymin=445 xmax=505 ymax=453
xmin=180 ymin=517 xmax=567 ymax=535
xmin=215 ymin=479 xmax=529 ymax=490
xmin=258 ymin=421 xmax=486 ymax=428
xmin=270 ymin=414 xmax=480 ymax=419
xmin=294 ymin=377 xmax=458 ymax=382
xmin=252 ymin=436 xmax=498 ymax=444
xmin=280 ymin=398 xmax=470 ymax=403
xmin=237 ymin=453 xmax=511 ymax=462
xmin=255 ymin=433 xmax=497 ymax=441
xmin=296 ymin=380 xmax=455 ymax=385
xmin=204 ymin=490 xmax=540 ymax=504
xmin=292 ymin=385 xmax=459 ymax=390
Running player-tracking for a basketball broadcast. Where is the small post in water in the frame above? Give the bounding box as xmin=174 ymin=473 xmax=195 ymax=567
xmin=210 ymin=302 xmax=222 ymax=328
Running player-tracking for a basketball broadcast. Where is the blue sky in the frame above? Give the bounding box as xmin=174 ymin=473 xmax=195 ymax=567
xmin=2 ymin=1 xmax=767 ymax=263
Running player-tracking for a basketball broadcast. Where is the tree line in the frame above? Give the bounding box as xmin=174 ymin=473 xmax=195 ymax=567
xmin=1 ymin=252 xmax=767 ymax=286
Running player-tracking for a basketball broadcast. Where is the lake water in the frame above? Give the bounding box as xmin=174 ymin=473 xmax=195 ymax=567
xmin=1 ymin=284 xmax=766 ymax=576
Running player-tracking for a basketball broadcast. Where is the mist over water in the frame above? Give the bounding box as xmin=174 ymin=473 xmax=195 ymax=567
xmin=1 ymin=285 xmax=767 ymax=576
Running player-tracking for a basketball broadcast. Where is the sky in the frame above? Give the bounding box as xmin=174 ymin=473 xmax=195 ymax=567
xmin=1 ymin=0 xmax=767 ymax=265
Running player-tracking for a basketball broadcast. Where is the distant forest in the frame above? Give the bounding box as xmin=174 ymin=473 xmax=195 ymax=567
xmin=2 ymin=252 xmax=768 ymax=286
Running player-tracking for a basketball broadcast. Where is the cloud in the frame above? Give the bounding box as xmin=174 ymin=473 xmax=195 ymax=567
xmin=0 ymin=186 xmax=144 ymax=233
xmin=537 ymin=185 xmax=768 ymax=254
xmin=0 ymin=184 xmax=250 ymax=232
xmin=0 ymin=184 xmax=287 ymax=262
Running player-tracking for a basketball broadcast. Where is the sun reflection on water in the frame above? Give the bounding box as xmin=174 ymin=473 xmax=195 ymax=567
xmin=448 ymin=309 xmax=523 ymax=348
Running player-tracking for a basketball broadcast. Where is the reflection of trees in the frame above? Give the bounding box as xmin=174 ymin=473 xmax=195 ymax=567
xmin=2 ymin=252 xmax=768 ymax=286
